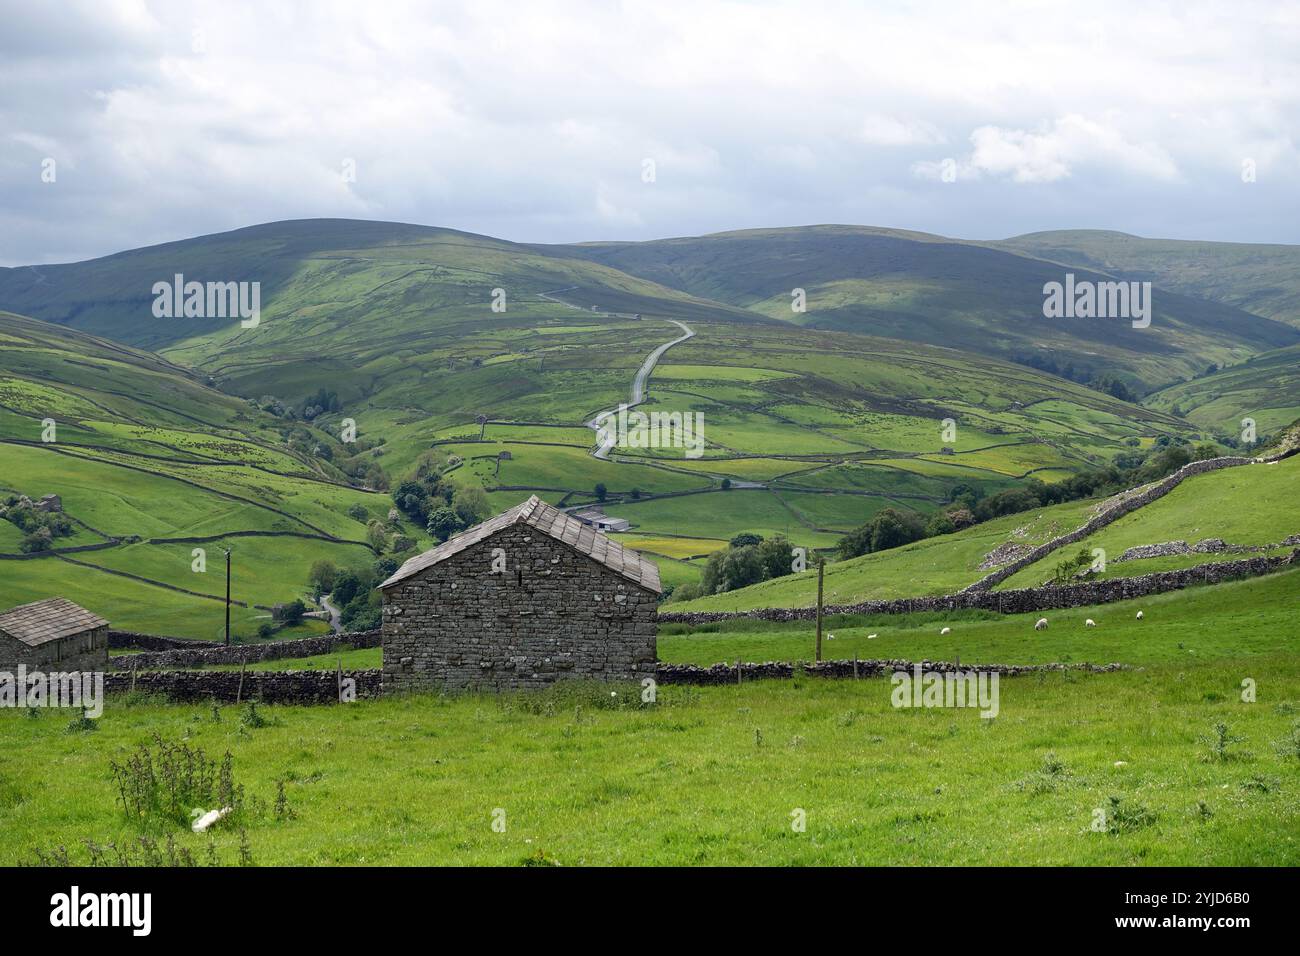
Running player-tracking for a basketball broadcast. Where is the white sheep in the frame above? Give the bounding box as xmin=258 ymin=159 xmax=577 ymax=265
xmin=940 ymin=626 xmax=952 ymax=635
xmin=1136 ymin=611 xmax=1144 ymax=620
xmin=191 ymin=806 xmax=233 ymax=833
xmin=866 ymin=633 xmax=878 ymax=640
xmin=1034 ymin=618 xmax=1048 ymax=631
xmin=1085 ymin=619 xmax=1096 ymax=628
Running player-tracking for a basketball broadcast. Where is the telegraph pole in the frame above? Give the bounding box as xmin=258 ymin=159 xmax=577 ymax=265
xmin=224 ymin=548 xmax=232 ymax=646
xmin=815 ymin=554 xmax=825 ymax=662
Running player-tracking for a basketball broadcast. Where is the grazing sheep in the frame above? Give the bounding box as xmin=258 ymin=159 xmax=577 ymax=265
xmin=1034 ymin=618 xmax=1048 ymax=631
xmin=1085 ymin=619 xmax=1096 ymax=628
xmin=940 ymin=626 xmax=952 ymax=635
xmin=867 ymin=633 xmax=878 ymax=640
xmin=1136 ymin=611 xmax=1144 ymax=620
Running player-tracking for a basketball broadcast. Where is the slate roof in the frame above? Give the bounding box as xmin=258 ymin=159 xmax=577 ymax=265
xmin=380 ymin=495 xmax=662 ymax=593
xmin=0 ymin=597 xmax=108 ymax=648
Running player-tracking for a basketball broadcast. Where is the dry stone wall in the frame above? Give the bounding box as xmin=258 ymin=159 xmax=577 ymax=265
xmin=382 ymin=524 xmax=657 ymax=692
xmin=655 ymin=658 xmax=1127 ymax=684
xmin=964 ymin=455 xmax=1259 ymax=591
xmin=104 ymin=669 xmax=380 ymax=704
xmin=109 ymin=630 xmax=223 ymax=651
xmin=660 ymin=550 xmax=1298 ymax=625
xmin=114 ymin=629 xmax=380 ymax=670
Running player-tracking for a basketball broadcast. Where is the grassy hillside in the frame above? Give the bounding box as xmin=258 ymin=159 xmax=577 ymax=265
xmin=547 ymin=225 xmax=1299 ymax=392
xmin=0 ymin=311 xmax=393 ymax=638
xmin=996 ymin=454 xmax=1299 ymax=589
xmin=993 ymin=230 xmax=1300 ymax=329
xmin=1143 ymin=344 xmax=1300 ymax=433
xmin=5 ymin=567 xmax=1298 ymax=866
xmin=670 ymin=444 xmax=1296 ymax=613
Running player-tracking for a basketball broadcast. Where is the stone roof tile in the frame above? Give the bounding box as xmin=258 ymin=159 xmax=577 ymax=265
xmin=0 ymin=597 xmax=108 ymax=648
xmin=380 ymin=495 xmax=662 ymax=593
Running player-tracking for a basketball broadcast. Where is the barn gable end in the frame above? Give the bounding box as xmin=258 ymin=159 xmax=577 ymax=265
xmin=379 ymin=496 xmax=659 ymax=692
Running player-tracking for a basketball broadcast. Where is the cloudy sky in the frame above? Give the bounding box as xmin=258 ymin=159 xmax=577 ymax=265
xmin=2 ymin=0 xmax=1298 ymax=265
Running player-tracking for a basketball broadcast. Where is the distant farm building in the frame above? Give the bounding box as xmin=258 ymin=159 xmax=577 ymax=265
xmin=0 ymin=598 xmax=108 ymax=671
xmin=379 ymin=495 xmax=660 ymax=691
xmin=571 ymin=507 xmax=630 ymax=531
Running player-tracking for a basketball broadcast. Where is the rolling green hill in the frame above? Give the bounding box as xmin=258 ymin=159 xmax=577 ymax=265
xmin=546 ymin=225 xmax=1300 ymax=393
xmin=669 ymin=444 xmax=1297 ymax=613
xmin=2 ymin=219 xmax=1287 ymax=631
xmin=992 ymin=230 xmax=1300 ymax=328
xmin=1142 ymin=344 xmax=1300 ymax=433
xmin=0 ymin=310 xmax=395 ymax=638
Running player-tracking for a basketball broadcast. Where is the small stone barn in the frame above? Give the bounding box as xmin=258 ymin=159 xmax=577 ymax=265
xmin=0 ymin=597 xmax=109 ymax=671
xmin=379 ymin=495 xmax=661 ymax=692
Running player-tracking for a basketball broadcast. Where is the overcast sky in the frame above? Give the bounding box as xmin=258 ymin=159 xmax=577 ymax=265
xmin=2 ymin=0 xmax=1298 ymax=265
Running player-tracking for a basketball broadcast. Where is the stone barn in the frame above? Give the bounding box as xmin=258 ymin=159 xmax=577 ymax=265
xmin=379 ymin=495 xmax=661 ymax=692
xmin=0 ymin=597 xmax=109 ymax=671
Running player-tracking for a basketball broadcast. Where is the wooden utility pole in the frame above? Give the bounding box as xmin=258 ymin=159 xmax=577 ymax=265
xmin=815 ymin=555 xmax=825 ymax=662
xmin=224 ymin=548 xmax=232 ymax=646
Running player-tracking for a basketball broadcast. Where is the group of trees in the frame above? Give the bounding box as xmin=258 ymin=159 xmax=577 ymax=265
xmin=0 ymin=496 xmax=74 ymax=553
xmin=669 ymin=532 xmax=800 ymax=601
xmin=306 ymin=456 xmax=498 ymax=629
xmin=392 ymin=470 xmax=491 ymax=543
xmin=308 ymin=556 xmax=395 ymax=632
xmin=1012 ymin=355 xmax=1139 ymax=401
xmin=836 ymin=437 xmax=1223 ymax=562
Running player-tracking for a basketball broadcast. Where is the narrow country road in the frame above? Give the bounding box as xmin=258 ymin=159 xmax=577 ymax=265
xmin=586 ymin=319 xmax=694 ymax=459
xmin=320 ymin=594 xmax=342 ymax=633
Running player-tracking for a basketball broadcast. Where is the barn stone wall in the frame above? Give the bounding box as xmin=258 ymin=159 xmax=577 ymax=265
xmin=381 ymin=525 xmax=657 ymax=692
xmin=0 ymin=625 xmax=109 ymax=672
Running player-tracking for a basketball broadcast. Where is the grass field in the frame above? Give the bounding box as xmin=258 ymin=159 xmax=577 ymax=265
xmin=6 ymin=565 xmax=1293 ymax=867
xmin=997 ymin=455 xmax=1299 ymax=589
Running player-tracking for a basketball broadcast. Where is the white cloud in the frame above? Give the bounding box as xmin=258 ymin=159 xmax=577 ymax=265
xmin=0 ymin=0 xmax=1297 ymax=263
xmin=858 ymin=115 xmax=945 ymax=147
xmin=965 ymin=116 xmax=1181 ymax=184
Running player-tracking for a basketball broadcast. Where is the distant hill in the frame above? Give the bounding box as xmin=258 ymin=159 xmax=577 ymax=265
xmin=0 ymin=218 xmax=763 ymax=353
xmin=1143 ymin=343 xmax=1300 ymax=433
xmin=992 ymin=229 xmax=1300 ymax=329
xmin=545 ymin=224 xmax=1299 ymax=393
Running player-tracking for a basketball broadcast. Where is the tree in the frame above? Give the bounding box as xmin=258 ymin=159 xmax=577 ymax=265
xmin=701 ymin=545 xmax=765 ymax=594
xmin=594 ymin=483 xmax=608 ymax=502
xmin=756 ymin=535 xmax=795 ymax=580
xmin=280 ymin=599 xmax=306 ymax=625
xmin=946 ymin=508 xmax=976 ymax=530
xmin=720 ymin=478 xmax=732 ymax=490
xmin=366 ymin=520 xmax=389 ymax=552
xmin=426 ymin=507 xmax=461 ymax=543
xmin=729 ymin=532 xmax=763 ymax=548
xmin=308 ymin=560 xmax=338 ymax=595
xmin=346 ymin=503 xmax=368 ymax=522
xmin=868 ymin=508 xmax=925 ymax=553
xmin=925 ymin=512 xmax=956 ymax=537
xmin=451 ymin=484 xmax=490 ymax=526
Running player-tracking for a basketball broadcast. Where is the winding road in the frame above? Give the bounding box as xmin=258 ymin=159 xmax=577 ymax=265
xmin=586 ymin=319 xmax=695 ymax=459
